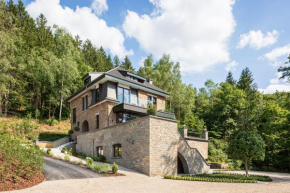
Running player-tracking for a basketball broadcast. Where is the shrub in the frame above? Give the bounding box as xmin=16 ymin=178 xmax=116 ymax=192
xmin=68 ymin=129 xmax=74 ymax=135
xmin=164 ymin=175 xmax=256 ymax=183
xmin=73 ymin=126 xmax=80 ymax=132
xmin=195 ymin=173 xmax=272 ymax=182
xmin=93 ymin=165 xmax=103 ymax=173
xmin=86 ymin=157 xmax=93 ymax=166
xmin=46 ymin=148 xmax=51 ymax=155
xmin=100 ymin=155 xmax=107 ymax=162
xmin=45 ymin=118 xmax=58 ymax=126
xmin=77 ymin=152 xmax=86 ymax=159
xmin=68 ymin=148 xmax=73 ymax=156
xmin=61 ymin=147 xmax=67 ymax=153
xmin=147 ymin=104 xmax=157 ymax=116
xmin=49 ymin=151 xmax=54 ymax=157
xmin=112 ymin=162 xmax=118 ymax=174
xmin=64 ymin=155 xmax=70 ymax=162
xmin=78 ymin=160 xmax=84 ymax=165
xmin=102 ymin=163 xmax=110 ymax=173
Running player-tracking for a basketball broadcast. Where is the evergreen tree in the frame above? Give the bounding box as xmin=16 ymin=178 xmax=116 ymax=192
xmin=138 ymin=54 xmax=154 ymax=79
xmin=113 ymin=55 xmax=120 ymax=67
xmin=278 ymin=54 xmax=290 ymax=83
xmin=226 ymin=71 xmax=236 ymax=85
xmin=106 ymin=54 xmax=114 ymax=70
xmin=237 ymin=67 xmax=258 ymax=93
xmin=121 ymin=56 xmax=135 ymax=73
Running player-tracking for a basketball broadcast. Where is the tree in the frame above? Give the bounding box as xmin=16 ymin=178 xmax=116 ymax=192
xmin=278 ymin=54 xmax=290 ymax=83
xmin=121 ymin=56 xmax=135 ymax=72
xmin=228 ymin=131 xmax=265 ymax=177
xmin=237 ymin=67 xmax=257 ymax=93
xmin=226 ymin=71 xmax=236 ymax=85
xmin=113 ymin=55 xmax=120 ymax=67
xmin=138 ymin=54 xmax=154 ymax=79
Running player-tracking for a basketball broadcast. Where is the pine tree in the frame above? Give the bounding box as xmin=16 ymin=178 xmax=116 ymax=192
xmin=113 ymin=55 xmax=120 ymax=67
xmin=121 ymin=56 xmax=135 ymax=73
xmin=237 ymin=67 xmax=257 ymax=93
xmin=106 ymin=54 xmax=114 ymax=70
xmin=226 ymin=71 xmax=236 ymax=85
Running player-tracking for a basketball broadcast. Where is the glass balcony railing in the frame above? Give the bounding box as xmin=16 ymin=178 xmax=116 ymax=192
xmin=118 ymin=93 xmax=148 ymax=108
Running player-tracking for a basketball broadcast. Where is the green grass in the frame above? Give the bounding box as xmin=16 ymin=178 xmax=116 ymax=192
xmin=38 ymin=132 xmax=68 ymax=141
xmin=164 ymin=175 xmax=257 ymax=183
xmin=194 ymin=173 xmax=272 ymax=182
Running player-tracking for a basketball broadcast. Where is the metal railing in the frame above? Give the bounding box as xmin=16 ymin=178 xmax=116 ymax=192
xmin=118 ymin=93 xmax=148 ymax=108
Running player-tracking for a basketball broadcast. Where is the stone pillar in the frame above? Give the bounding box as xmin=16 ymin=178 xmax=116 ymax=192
xmin=182 ymin=125 xmax=188 ymax=138
xmin=202 ymin=128 xmax=208 ymax=140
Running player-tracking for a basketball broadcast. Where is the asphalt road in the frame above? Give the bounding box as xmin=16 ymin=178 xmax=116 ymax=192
xmin=43 ymin=156 xmax=102 ymax=181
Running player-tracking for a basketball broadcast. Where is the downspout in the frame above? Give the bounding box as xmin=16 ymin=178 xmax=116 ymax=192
xmin=92 ymin=139 xmax=94 ymax=157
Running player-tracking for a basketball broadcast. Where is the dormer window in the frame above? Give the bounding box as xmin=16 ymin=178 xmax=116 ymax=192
xmin=126 ymin=72 xmax=146 ymax=83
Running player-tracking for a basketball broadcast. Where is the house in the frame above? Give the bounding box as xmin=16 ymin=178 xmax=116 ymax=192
xmin=67 ymin=67 xmax=210 ymax=176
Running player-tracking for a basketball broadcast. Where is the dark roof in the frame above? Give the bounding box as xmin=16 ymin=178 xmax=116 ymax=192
xmin=67 ymin=67 xmax=169 ymax=102
xmin=105 ymin=67 xmax=169 ymax=95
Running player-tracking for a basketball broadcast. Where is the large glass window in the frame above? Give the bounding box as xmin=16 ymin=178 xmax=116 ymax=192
xmin=72 ymin=108 xmax=76 ymax=124
xmin=118 ymin=86 xmax=130 ymax=104
xmin=96 ymin=146 xmax=103 ymax=157
xmin=131 ymin=88 xmax=138 ymax=105
xmin=96 ymin=114 xmax=99 ymax=129
xmin=113 ymin=144 xmax=122 ymax=157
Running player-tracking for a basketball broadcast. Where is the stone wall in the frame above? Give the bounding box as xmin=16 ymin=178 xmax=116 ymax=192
xmin=186 ymin=139 xmax=209 ymax=159
xmin=76 ymin=116 xmax=210 ymax=176
xmin=137 ymin=89 xmax=166 ymax=111
xmin=76 ymin=117 xmax=150 ymax=175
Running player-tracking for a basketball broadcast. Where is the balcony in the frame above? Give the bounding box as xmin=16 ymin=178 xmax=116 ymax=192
xmin=113 ymin=93 xmax=175 ymax=120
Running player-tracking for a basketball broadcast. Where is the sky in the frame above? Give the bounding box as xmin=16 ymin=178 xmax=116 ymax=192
xmin=18 ymin=0 xmax=290 ymax=93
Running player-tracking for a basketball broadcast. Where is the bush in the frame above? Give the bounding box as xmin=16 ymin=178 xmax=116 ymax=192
xmin=64 ymin=154 xmax=70 ymax=162
xmin=164 ymin=175 xmax=257 ymax=183
xmin=73 ymin=126 xmax=80 ymax=132
xmin=49 ymin=151 xmax=54 ymax=157
xmin=77 ymin=152 xmax=86 ymax=159
xmin=68 ymin=148 xmax=73 ymax=156
xmin=112 ymin=162 xmax=118 ymax=174
xmin=102 ymin=164 xmax=110 ymax=173
xmin=11 ymin=118 xmax=39 ymax=141
xmin=45 ymin=118 xmax=58 ymax=126
xmin=46 ymin=148 xmax=51 ymax=155
xmin=93 ymin=165 xmax=103 ymax=173
xmin=61 ymin=147 xmax=67 ymax=153
xmin=86 ymin=157 xmax=93 ymax=166
xmin=0 ymin=132 xmax=44 ymax=182
xmin=68 ymin=129 xmax=74 ymax=135
xmin=195 ymin=173 xmax=272 ymax=182
xmin=147 ymin=104 xmax=157 ymax=116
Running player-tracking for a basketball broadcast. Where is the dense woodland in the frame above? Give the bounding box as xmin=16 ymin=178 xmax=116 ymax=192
xmin=0 ymin=1 xmax=289 ymax=172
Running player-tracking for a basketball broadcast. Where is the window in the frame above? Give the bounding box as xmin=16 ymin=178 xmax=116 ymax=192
xmin=113 ymin=144 xmax=122 ymax=157
xmin=130 ymin=88 xmax=138 ymax=105
xmin=118 ymin=86 xmax=130 ymax=104
xmin=95 ymin=88 xmax=99 ymax=103
xmin=72 ymin=108 xmax=76 ymax=124
xmin=148 ymin=95 xmax=157 ymax=105
xmin=90 ymin=88 xmax=100 ymax=106
xmin=96 ymin=114 xmax=99 ymax=129
xmin=77 ymin=121 xmax=80 ymax=127
xmin=96 ymin=146 xmax=103 ymax=157
xmin=82 ymin=95 xmax=88 ymax=111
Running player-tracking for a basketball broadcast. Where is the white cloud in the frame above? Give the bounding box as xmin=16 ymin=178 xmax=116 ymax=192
xmin=263 ymin=44 xmax=290 ymax=66
xmin=26 ymin=0 xmax=133 ymax=58
xmin=237 ymin=30 xmax=279 ymax=50
xmin=91 ymin=0 xmax=108 ymax=16
xmin=122 ymin=0 xmax=236 ymax=73
xmin=225 ymin=60 xmax=237 ymax=72
xmin=259 ymin=84 xmax=290 ymax=94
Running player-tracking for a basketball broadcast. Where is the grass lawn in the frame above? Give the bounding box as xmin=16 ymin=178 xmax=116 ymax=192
xmin=38 ymin=132 xmax=68 ymax=141
xmin=165 ymin=173 xmax=272 ymax=183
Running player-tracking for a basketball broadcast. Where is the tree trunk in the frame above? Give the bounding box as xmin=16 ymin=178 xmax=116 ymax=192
xmin=0 ymin=97 xmax=2 ymax=117
xmin=245 ymin=159 xmax=249 ymax=178
xmin=59 ymin=60 xmax=65 ymax=121
xmin=48 ymin=99 xmax=51 ymax=118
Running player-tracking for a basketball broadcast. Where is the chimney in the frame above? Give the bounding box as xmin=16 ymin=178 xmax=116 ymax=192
xmin=202 ymin=127 xmax=208 ymax=140
xmin=182 ymin=125 xmax=188 ymax=138
xmin=148 ymin=79 xmax=153 ymax=85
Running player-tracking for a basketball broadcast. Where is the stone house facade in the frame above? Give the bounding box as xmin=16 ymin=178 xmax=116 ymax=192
xmin=67 ymin=67 xmax=210 ymax=176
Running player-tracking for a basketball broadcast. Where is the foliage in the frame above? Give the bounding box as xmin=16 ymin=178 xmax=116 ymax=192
xmin=73 ymin=126 xmax=80 ymax=132
xmin=112 ymin=162 xmax=118 ymax=174
xmin=68 ymin=129 xmax=74 ymax=135
xmin=49 ymin=151 xmax=54 ymax=157
xmin=45 ymin=118 xmax=58 ymax=126
xmin=208 ymin=139 xmax=228 ymax=163
xmin=46 ymin=148 xmax=51 ymax=155
xmin=195 ymin=173 xmax=272 ymax=182
xmin=64 ymin=154 xmax=70 ymax=162
xmin=68 ymin=148 xmax=73 ymax=156
xmin=11 ymin=116 xmax=39 ymax=140
xmin=93 ymin=165 xmax=103 ymax=173
xmin=164 ymin=175 xmax=256 ymax=183
xmin=85 ymin=157 xmax=93 ymax=166
xmin=102 ymin=163 xmax=110 ymax=173
xmin=38 ymin=132 xmax=68 ymax=141
xmin=0 ymin=131 xmax=44 ymax=182
xmin=61 ymin=147 xmax=67 ymax=153
xmin=147 ymin=104 xmax=157 ymax=116
xmin=228 ymin=131 xmax=265 ymax=177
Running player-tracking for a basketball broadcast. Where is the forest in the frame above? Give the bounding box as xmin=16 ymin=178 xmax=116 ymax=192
xmin=0 ymin=0 xmax=289 ymax=172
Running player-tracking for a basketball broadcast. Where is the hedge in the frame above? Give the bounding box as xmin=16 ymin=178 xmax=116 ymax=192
xmin=164 ymin=175 xmax=257 ymax=183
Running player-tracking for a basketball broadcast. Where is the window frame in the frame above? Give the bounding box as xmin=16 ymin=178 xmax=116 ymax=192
xmin=96 ymin=113 xmax=100 ymax=129
xmin=96 ymin=146 xmax=103 ymax=157
xmin=113 ymin=144 xmax=122 ymax=158
xmin=82 ymin=95 xmax=88 ymax=111
xmin=72 ymin=107 xmax=76 ymax=124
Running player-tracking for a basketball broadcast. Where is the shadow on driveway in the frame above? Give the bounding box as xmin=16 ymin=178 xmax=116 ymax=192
xmin=43 ymin=156 xmax=103 ymax=181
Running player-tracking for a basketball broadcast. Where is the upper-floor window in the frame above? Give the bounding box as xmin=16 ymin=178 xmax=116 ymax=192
xmin=118 ymin=86 xmax=130 ymax=104
xmin=72 ymin=107 xmax=76 ymax=124
xmin=148 ymin=95 xmax=157 ymax=105
xmin=91 ymin=88 xmax=100 ymax=106
xmin=82 ymin=95 xmax=88 ymax=111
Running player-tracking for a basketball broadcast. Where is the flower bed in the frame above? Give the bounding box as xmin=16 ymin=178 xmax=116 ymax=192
xmin=164 ymin=175 xmax=257 ymax=183
xmin=194 ymin=173 xmax=272 ymax=182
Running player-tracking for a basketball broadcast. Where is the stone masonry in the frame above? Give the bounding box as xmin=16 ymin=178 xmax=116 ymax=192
xmin=76 ymin=116 xmax=210 ymax=176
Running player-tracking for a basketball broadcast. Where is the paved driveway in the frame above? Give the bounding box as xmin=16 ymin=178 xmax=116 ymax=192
xmin=43 ymin=157 xmax=102 ymax=181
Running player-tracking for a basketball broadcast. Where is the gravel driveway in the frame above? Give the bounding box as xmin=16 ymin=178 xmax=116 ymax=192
xmin=43 ymin=157 xmax=102 ymax=181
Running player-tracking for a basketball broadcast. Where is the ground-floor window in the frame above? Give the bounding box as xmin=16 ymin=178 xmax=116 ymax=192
xmin=96 ymin=114 xmax=99 ymax=129
xmin=113 ymin=144 xmax=122 ymax=157
xmin=117 ymin=113 xmax=140 ymax=123
xmin=96 ymin=146 xmax=103 ymax=157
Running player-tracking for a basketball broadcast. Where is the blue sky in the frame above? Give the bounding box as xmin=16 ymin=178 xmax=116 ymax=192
xmin=19 ymin=0 xmax=290 ymax=93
